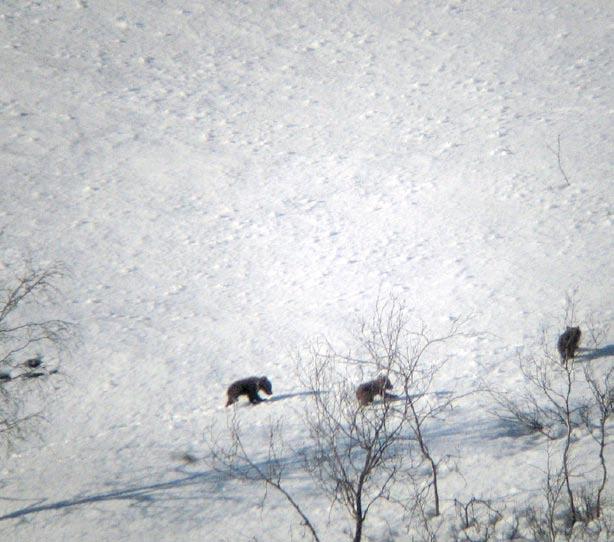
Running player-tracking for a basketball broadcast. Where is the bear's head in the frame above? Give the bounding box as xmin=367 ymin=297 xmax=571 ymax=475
xmin=259 ymin=376 xmax=273 ymax=395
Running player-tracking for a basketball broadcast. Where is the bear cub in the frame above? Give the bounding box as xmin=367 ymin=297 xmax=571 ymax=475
xmin=356 ymin=375 xmax=393 ymax=406
xmin=226 ymin=376 xmax=273 ymax=407
xmin=557 ymin=326 xmax=581 ymax=362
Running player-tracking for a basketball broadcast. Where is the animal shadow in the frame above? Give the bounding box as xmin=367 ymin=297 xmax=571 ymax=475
xmin=371 ymin=390 xmax=453 ymax=405
xmin=577 ymin=344 xmax=614 ymax=362
xmin=267 ymin=390 xmax=328 ymax=403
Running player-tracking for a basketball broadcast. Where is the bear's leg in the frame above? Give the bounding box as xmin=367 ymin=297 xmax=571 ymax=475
xmin=248 ymin=390 xmax=263 ymax=404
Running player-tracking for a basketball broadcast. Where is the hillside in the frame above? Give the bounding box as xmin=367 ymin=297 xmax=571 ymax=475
xmin=0 ymin=1 xmax=612 ymax=540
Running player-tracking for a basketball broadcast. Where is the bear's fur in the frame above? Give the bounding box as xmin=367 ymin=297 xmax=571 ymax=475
xmin=226 ymin=376 xmax=273 ymax=407
xmin=557 ymin=326 xmax=581 ymax=362
xmin=356 ymin=375 xmax=393 ymax=406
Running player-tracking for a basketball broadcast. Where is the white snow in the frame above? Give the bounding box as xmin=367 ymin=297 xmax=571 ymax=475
xmin=0 ymin=0 xmax=612 ymax=540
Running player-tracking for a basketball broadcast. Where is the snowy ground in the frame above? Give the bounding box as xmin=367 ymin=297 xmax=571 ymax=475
xmin=1 ymin=0 xmax=612 ymax=540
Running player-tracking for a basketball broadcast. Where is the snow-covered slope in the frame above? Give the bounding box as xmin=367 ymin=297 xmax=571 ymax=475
xmin=1 ymin=0 xmax=612 ymax=540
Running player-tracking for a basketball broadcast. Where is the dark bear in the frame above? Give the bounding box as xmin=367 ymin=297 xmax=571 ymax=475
xmin=225 ymin=376 xmax=273 ymax=407
xmin=356 ymin=375 xmax=393 ymax=406
xmin=557 ymin=326 xmax=581 ymax=362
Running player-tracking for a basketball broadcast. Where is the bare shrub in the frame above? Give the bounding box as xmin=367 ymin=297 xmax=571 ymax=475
xmin=523 ymin=450 xmax=568 ymax=542
xmin=392 ymin=320 xmax=473 ymax=518
xmin=297 ymin=340 xmax=413 ymax=542
xmin=451 ymin=497 xmax=503 ymax=542
xmin=0 ymin=262 xmax=76 ymax=450
xmin=489 ymin=295 xmax=612 ymax=533
xmin=206 ymin=413 xmax=320 ymax=542
xmin=297 ymin=296 xmax=473 ymax=540
xmin=581 ymin=340 xmax=613 ymax=520
xmin=489 ymin=330 xmax=584 ymax=440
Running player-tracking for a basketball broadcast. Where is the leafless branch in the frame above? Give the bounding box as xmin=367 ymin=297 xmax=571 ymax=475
xmin=0 ymin=262 xmax=77 ymax=449
xmin=547 ymin=134 xmax=571 ymax=187
xmin=205 ymin=414 xmax=321 ymax=542
xmin=297 ymin=295 xmax=473 ymax=539
xmin=582 ymin=364 xmax=613 ymax=518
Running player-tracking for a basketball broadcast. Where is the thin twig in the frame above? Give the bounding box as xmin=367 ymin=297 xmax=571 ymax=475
xmin=547 ymin=134 xmax=571 ymax=187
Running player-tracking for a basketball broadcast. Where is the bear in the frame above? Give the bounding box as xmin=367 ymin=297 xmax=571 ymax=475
xmin=225 ymin=376 xmax=273 ymax=407
xmin=557 ymin=326 xmax=581 ymax=362
xmin=356 ymin=375 xmax=393 ymax=406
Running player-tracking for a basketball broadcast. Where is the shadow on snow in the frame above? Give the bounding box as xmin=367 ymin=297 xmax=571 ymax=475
xmin=266 ymin=390 xmax=328 ymax=403
xmin=577 ymin=344 xmax=614 ymax=362
xmin=0 ymin=454 xmax=307 ymax=523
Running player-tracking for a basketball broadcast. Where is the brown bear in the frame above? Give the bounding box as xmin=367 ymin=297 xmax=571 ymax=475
xmin=356 ymin=375 xmax=393 ymax=406
xmin=225 ymin=376 xmax=273 ymax=407
xmin=557 ymin=326 xmax=581 ymax=362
